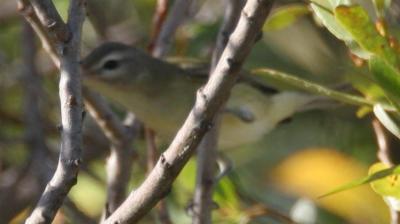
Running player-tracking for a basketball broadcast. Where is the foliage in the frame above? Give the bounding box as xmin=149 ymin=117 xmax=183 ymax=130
xmin=1 ymin=0 xmax=400 ymax=223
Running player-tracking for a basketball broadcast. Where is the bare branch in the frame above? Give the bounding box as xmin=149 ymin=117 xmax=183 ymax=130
xmin=28 ymin=0 xmax=70 ymax=43
xmin=21 ymin=21 xmax=49 ymax=174
xmin=20 ymin=0 xmax=139 ymax=222
xmin=0 ymin=23 xmax=54 ymax=222
xmin=145 ymin=2 xmax=174 ymax=223
xmin=17 ymin=0 xmax=59 ymax=67
xmin=103 ymin=1 xmax=275 ymax=223
xmin=83 ymin=3 xmax=141 ymax=218
xmin=85 ymin=0 xmax=109 ymax=40
xmin=148 ymin=0 xmax=169 ymax=52
xmin=211 ymin=0 xmax=246 ymax=69
xmin=152 ymin=0 xmax=197 ymax=57
xmin=244 ymin=203 xmax=296 ymax=224
xmin=83 ymin=89 xmax=137 ymax=219
xmin=192 ymin=1 xmax=245 ymax=223
xmin=82 ymin=2 xmax=141 ymax=219
xmin=24 ymin=1 xmax=86 ymax=223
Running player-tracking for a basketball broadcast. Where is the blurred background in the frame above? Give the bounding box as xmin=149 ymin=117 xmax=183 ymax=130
xmin=0 ymin=0 xmax=398 ymax=223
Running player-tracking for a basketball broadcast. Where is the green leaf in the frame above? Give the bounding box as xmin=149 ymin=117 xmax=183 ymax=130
xmin=369 ymin=163 xmax=400 ymax=199
xmin=372 ymin=0 xmax=392 ymax=16
xmin=369 ymin=56 xmax=400 ymax=103
xmin=264 ymin=4 xmax=309 ymax=31
xmin=334 ymin=5 xmax=399 ymax=66
xmin=310 ymin=1 xmax=353 ymax=42
xmin=319 ymin=164 xmax=400 ymax=198
xmin=310 ymin=2 xmax=371 ymax=58
xmin=214 ymin=177 xmax=240 ymax=210
xmin=374 ymin=104 xmax=400 ymax=139
xmin=252 ymin=68 xmax=395 ymax=111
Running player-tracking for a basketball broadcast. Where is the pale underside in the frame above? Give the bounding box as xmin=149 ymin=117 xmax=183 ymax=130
xmin=85 ymin=79 xmax=312 ymax=149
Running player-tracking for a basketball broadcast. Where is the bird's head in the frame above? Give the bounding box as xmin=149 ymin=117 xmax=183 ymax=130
xmin=80 ymin=42 xmax=148 ymax=82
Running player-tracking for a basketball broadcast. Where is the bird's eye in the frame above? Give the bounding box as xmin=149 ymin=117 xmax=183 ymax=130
xmin=102 ymin=60 xmax=119 ymax=70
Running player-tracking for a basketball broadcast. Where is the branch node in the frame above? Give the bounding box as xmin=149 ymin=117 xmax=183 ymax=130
xmin=57 ymin=124 xmax=63 ymax=132
xmin=204 ymin=121 xmax=214 ymax=131
xmin=65 ymin=158 xmax=82 ymax=168
xmin=61 ymin=45 xmax=68 ymax=55
xmin=254 ymin=31 xmax=263 ymax=43
xmin=227 ymin=58 xmax=240 ymax=70
xmin=221 ymin=30 xmax=230 ymax=43
xmin=160 ymin=153 xmax=171 ymax=169
xmin=242 ymin=11 xmax=255 ymax=24
xmin=47 ymin=20 xmax=57 ymax=29
xmin=195 ymin=87 xmax=209 ymax=112
xmin=67 ymin=95 xmax=78 ymax=106
xmin=17 ymin=2 xmax=34 ymax=16
xmin=17 ymin=1 xmax=26 ymax=12
xmin=81 ymin=110 xmax=86 ymax=121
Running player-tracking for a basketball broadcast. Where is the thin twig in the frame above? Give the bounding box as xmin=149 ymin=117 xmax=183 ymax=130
xmin=144 ymin=127 xmax=172 ymax=224
xmin=145 ymin=1 xmax=173 ymax=223
xmin=81 ymin=3 xmax=139 ymax=218
xmin=23 ymin=0 xmax=86 ymax=223
xmin=17 ymin=0 xmax=60 ymax=67
xmin=152 ymin=0 xmax=197 ymax=57
xmin=83 ymin=2 xmax=140 ymax=219
xmin=20 ymin=21 xmax=49 ymax=182
xmin=145 ymin=128 xmax=158 ymax=172
xmin=85 ymin=0 xmax=109 ymax=40
xmin=20 ymin=1 xmax=138 ymax=222
xmin=103 ymin=1 xmax=275 ymax=223
xmin=0 ymin=22 xmax=50 ymax=222
xmin=28 ymin=0 xmax=70 ymax=43
xmin=192 ymin=1 xmax=245 ymax=223
xmin=243 ymin=203 xmax=297 ymax=224
xmin=83 ymin=89 xmax=137 ymax=220
xmin=211 ymin=0 xmax=246 ymax=70
xmin=148 ymin=0 xmax=169 ymax=52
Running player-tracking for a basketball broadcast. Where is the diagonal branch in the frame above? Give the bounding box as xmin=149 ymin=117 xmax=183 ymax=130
xmin=152 ymin=0 xmax=197 ymax=57
xmin=104 ymin=0 xmax=275 ymax=223
xmin=83 ymin=89 xmax=138 ymax=219
xmin=28 ymin=0 xmax=70 ymax=43
xmin=20 ymin=1 xmax=138 ymax=222
xmin=17 ymin=0 xmax=59 ymax=67
xmin=192 ymin=1 xmax=246 ymax=223
xmin=81 ymin=2 xmax=140 ymax=218
xmin=22 ymin=0 xmax=86 ymax=223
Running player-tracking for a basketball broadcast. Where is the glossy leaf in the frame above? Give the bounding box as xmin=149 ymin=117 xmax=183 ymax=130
xmin=334 ymin=5 xmax=399 ymax=66
xmin=369 ymin=56 xmax=400 ymax=103
xmin=319 ymin=165 xmax=400 ymax=198
xmin=373 ymin=104 xmax=400 ymax=139
xmin=264 ymin=4 xmax=309 ymax=31
xmin=310 ymin=1 xmax=352 ymax=42
xmin=310 ymin=2 xmax=371 ymax=58
xmin=369 ymin=163 xmax=400 ymax=199
xmin=252 ymin=68 xmax=395 ymax=111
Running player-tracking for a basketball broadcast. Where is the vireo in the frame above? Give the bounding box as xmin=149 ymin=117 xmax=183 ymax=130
xmin=81 ymin=42 xmax=316 ymax=149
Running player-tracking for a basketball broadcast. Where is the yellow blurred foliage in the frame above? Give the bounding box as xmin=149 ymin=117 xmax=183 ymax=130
xmin=271 ymin=148 xmax=389 ymax=224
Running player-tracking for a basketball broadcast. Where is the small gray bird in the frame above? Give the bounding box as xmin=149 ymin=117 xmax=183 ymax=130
xmin=81 ymin=42 xmax=317 ymax=149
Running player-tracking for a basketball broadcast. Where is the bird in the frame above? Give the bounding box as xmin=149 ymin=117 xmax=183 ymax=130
xmin=81 ymin=42 xmax=319 ymax=149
